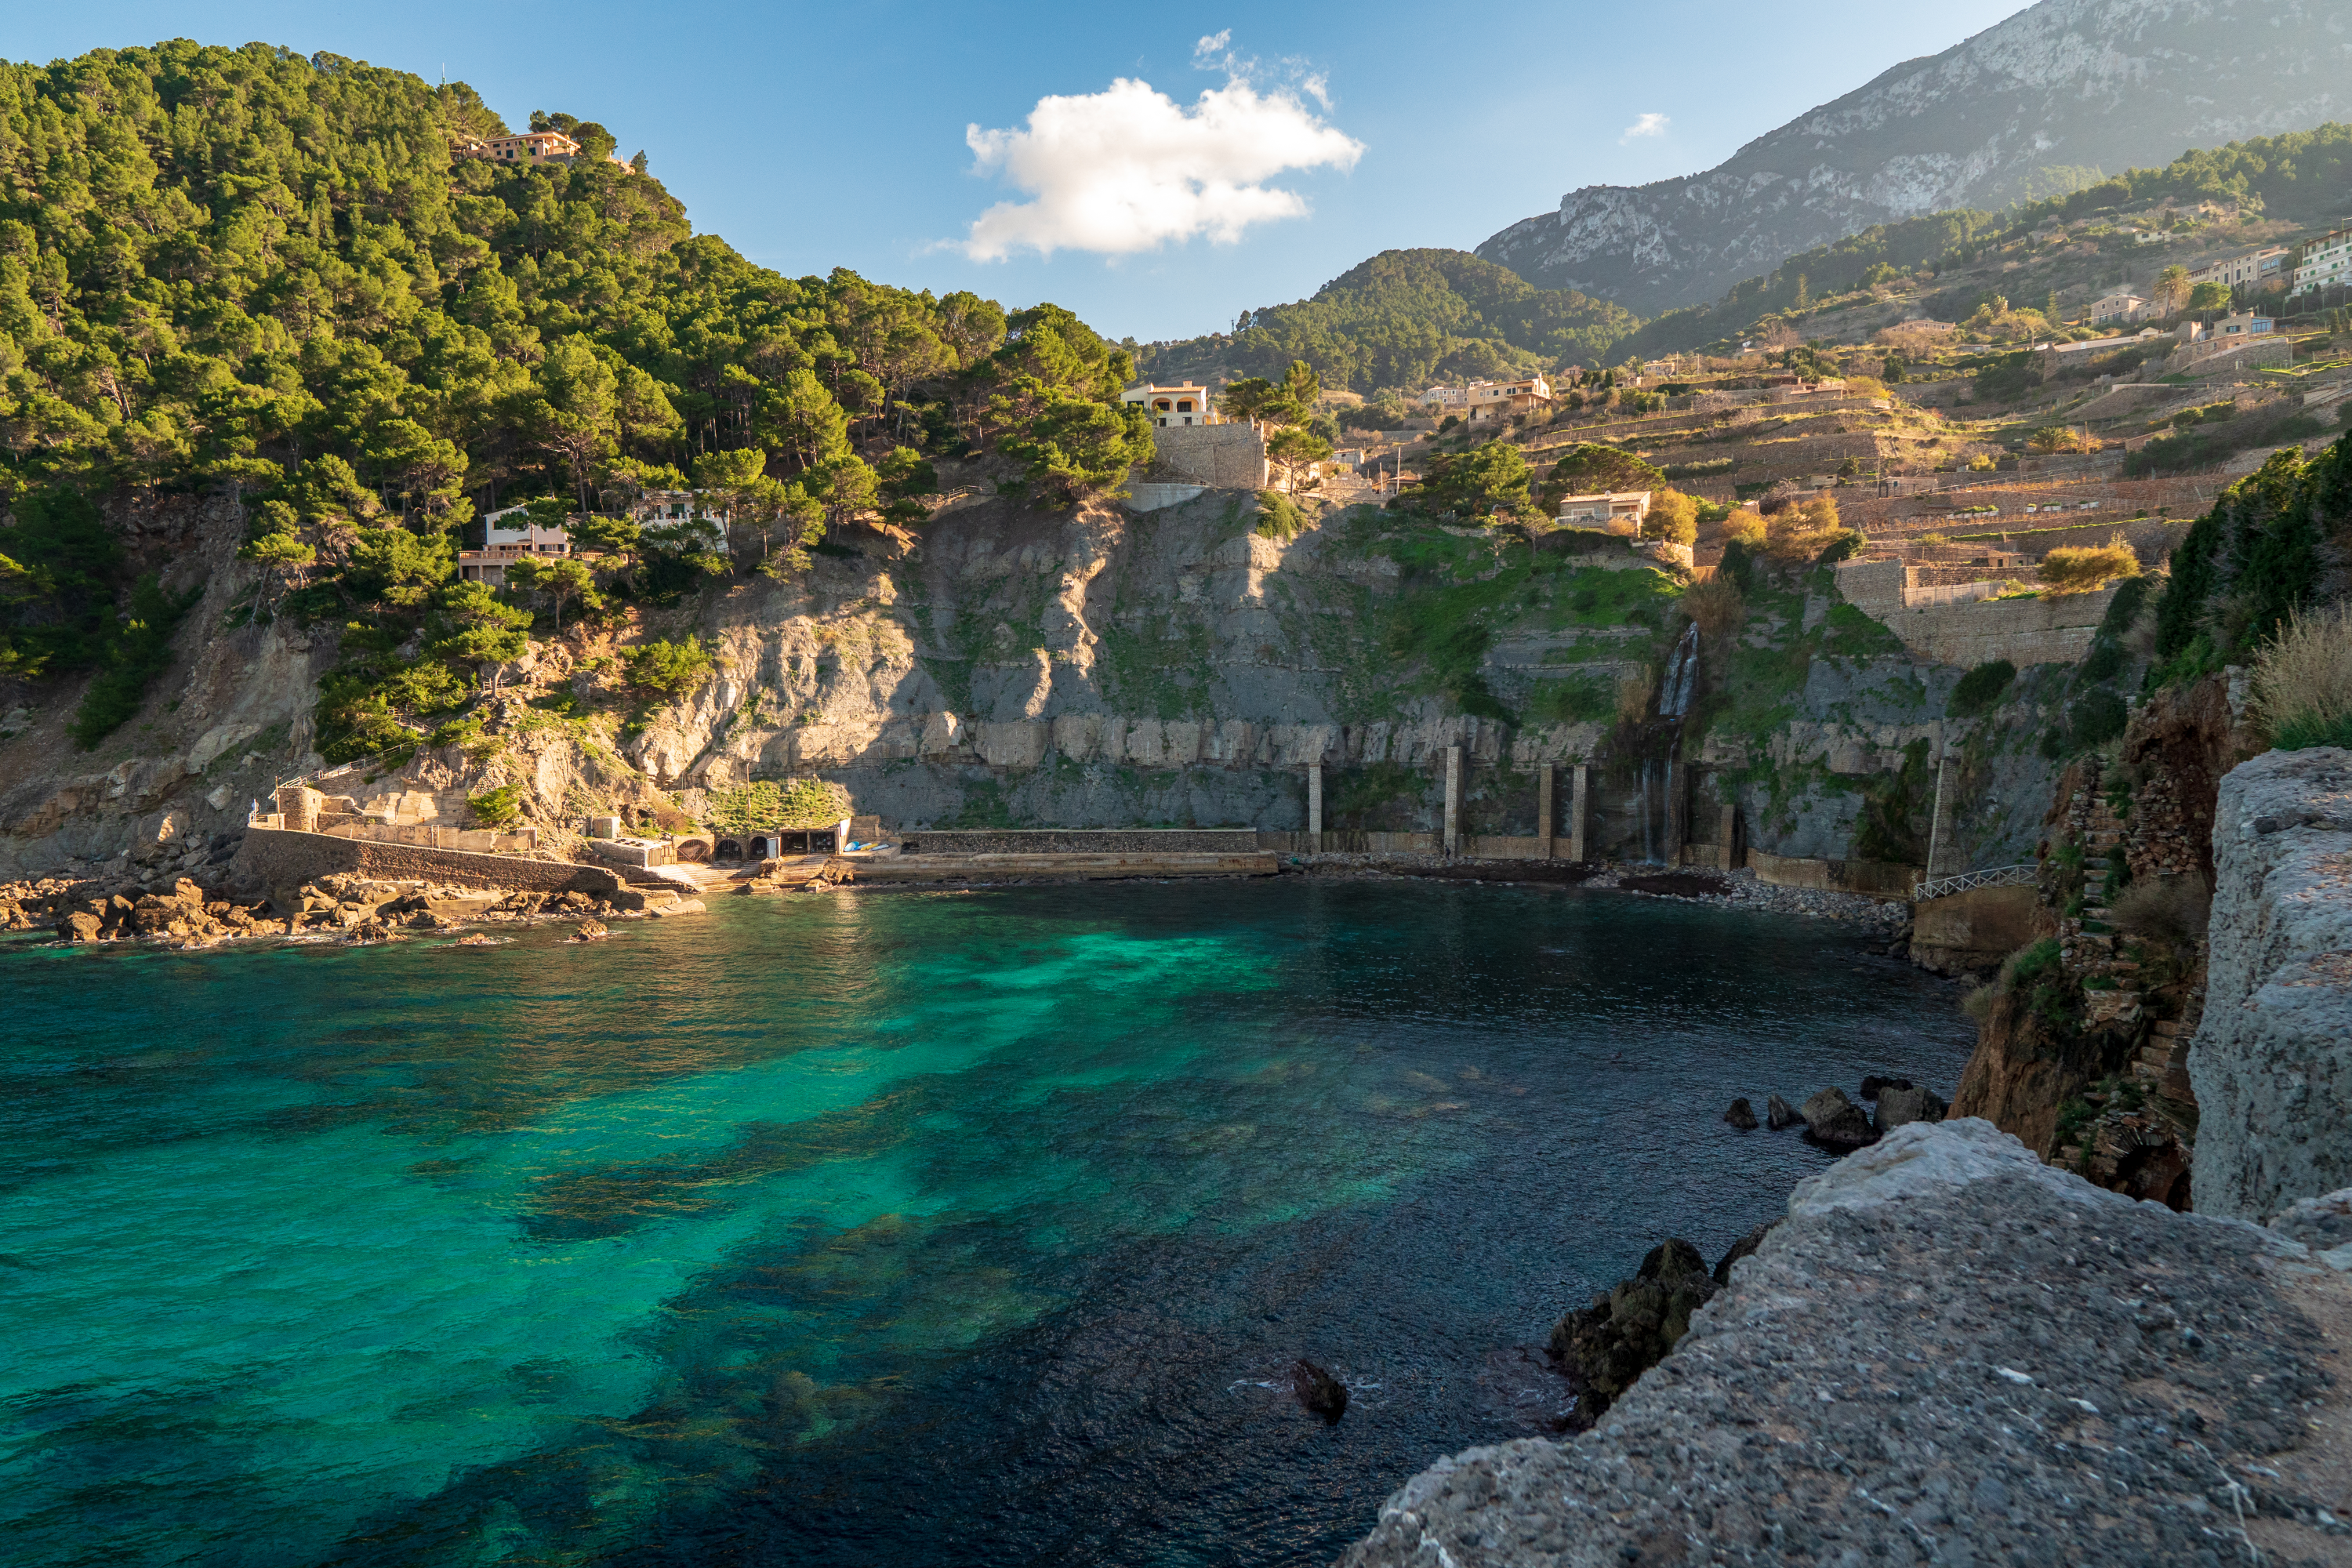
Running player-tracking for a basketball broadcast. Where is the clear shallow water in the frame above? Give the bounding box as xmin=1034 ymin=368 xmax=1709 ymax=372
xmin=2 ymin=880 xmax=1973 ymax=1567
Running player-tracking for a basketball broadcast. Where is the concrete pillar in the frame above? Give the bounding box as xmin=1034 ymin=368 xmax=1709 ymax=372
xmin=1443 ymin=745 xmax=1463 ymax=856
xmin=1307 ymin=762 xmax=1323 ymax=841
xmin=1568 ymin=763 xmax=1590 ymax=863
xmin=1536 ymin=763 xmax=1555 ymax=858
xmin=1719 ymin=804 xmax=1743 ymax=869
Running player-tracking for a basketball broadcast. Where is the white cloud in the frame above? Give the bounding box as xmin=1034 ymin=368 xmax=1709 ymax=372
xmin=957 ymin=74 xmax=1363 ymax=261
xmin=1620 ymin=112 xmax=1670 ymax=143
xmin=1192 ymin=31 xmax=1232 ymax=67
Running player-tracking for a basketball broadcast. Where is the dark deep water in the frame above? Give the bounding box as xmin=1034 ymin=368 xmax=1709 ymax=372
xmin=1 ymin=879 xmax=1974 ymax=1567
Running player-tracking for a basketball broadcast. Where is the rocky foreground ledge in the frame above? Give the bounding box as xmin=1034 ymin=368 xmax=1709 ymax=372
xmin=1341 ymin=1120 xmax=2352 ymax=1567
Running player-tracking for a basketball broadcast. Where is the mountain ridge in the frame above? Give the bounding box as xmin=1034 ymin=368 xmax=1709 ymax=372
xmin=1476 ymin=0 xmax=2352 ymax=315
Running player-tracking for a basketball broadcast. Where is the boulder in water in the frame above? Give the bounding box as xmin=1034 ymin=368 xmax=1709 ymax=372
xmin=1290 ymin=1359 xmax=1348 ymax=1422
xmin=1875 ymin=1084 xmax=1947 ymax=1132
xmin=1723 ymin=1098 xmax=1759 ymax=1131
xmin=1859 ymin=1075 xmax=1914 ymax=1101
xmin=1799 ymin=1087 xmax=1878 ymax=1148
xmin=1766 ymin=1094 xmax=1802 ymax=1130
xmin=1548 ymin=1239 xmax=1719 ymax=1425
xmin=1713 ymin=1219 xmax=1780 ymax=1285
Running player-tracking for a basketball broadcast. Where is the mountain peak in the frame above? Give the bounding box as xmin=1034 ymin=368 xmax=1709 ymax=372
xmin=1478 ymin=0 xmax=2352 ymax=315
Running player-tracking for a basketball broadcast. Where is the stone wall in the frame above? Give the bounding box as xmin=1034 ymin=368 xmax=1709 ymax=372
xmin=1748 ymin=848 xmax=1919 ymax=899
xmin=234 ymin=826 xmax=625 ymax=911
xmin=1146 ymin=424 xmax=1268 ymax=488
xmin=1835 ymin=559 xmax=2117 ymax=667
xmin=1911 ymin=881 xmax=2040 ymax=974
xmin=895 ymin=828 xmax=1260 ymax=855
xmin=2189 ymin=747 xmax=2352 ymax=1221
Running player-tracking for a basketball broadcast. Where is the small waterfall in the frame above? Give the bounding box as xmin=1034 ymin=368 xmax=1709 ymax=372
xmin=1660 ymin=624 xmax=1700 ymax=720
xmin=1639 ymin=758 xmax=1655 ymax=865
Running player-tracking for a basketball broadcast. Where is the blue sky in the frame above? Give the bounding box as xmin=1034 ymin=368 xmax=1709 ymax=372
xmin=22 ymin=1 xmax=2031 ymax=340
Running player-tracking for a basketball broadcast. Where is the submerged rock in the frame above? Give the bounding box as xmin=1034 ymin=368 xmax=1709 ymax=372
xmin=570 ymin=920 xmax=611 ymax=942
xmin=1765 ymin=1094 xmax=1802 ymax=1130
xmin=1858 ymin=1074 xmax=1913 ymax=1101
xmin=1712 ymin=1220 xmax=1779 ymax=1285
xmin=1548 ymin=1239 xmax=1719 ymax=1425
xmin=1722 ymin=1098 xmax=1759 ymax=1131
xmin=1290 ymin=1359 xmax=1348 ymax=1421
xmin=1875 ymin=1083 xmax=1947 ymax=1132
xmin=1799 ymin=1087 xmax=1878 ymax=1149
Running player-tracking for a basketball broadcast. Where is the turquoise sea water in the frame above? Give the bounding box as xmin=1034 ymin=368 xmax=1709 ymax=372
xmin=2 ymin=880 xmax=1974 ymax=1566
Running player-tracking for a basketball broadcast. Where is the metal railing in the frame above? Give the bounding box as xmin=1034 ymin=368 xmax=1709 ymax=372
xmin=1913 ymin=863 xmax=2038 ymax=902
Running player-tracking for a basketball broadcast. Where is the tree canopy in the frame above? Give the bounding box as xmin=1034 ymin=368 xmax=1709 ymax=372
xmin=0 ymin=40 xmax=1138 ymax=751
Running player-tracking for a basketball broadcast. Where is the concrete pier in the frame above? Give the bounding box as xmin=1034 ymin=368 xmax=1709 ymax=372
xmin=1308 ymin=762 xmax=1323 ymax=838
xmin=1536 ymin=764 xmax=1555 ymax=858
xmin=1443 ymin=746 xmax=1463 ymax=856
xmin=1568 ymin=763 xmax=1590 ymax=863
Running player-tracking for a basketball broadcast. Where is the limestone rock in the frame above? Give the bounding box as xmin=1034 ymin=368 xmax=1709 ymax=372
xmin=1547 ymin=1238 xmax=1718 ymax=1425
xmin=1289 ymin=1359 xmax=1348 ymax=1422
xmin=1874 ymin=1083 xmax=1947 ymax=1132
xmin=1765 ymin=1094 xmax=1801 ymax=1130
xmin=1799 ymin=1086 xmax=1877 ymax=1148
xmin=1712 ymin=1219 xmax=1779 ymax=1285
xmin=1722 ymin=1098 xmax=1759 ymax=1131
xmin=570 ymin=920 xmax=610 ymax=942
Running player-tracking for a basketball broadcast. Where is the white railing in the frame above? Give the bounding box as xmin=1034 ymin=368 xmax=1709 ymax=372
xmin=1914 ymin=863 xmax=2039 ymax=902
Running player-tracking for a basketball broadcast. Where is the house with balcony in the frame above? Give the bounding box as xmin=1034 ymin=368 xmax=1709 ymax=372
xmin=2187 ymin=248 xmax=2288 ymax=292
xmin=1465 ymin=376 xmax=1553 ymax=423
xmin=457 ymin=506 xmax=575 ymax=586
xmin=1119 ymin=383 xmax=1225 ymax=428
xmin=2292 ymin=228 xmax=2352 ymax=296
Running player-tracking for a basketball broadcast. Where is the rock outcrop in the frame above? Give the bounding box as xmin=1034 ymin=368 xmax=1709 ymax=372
xmin=1721 ymin=1098 xmax=1758 ymax=1131
xmin=1342 ymin=1120 xmax=2352 ymax=1566
xmin=2190 ymin=747 xmax=2352 ymax=1222
xmin=1545 ymin=1240 xmax=1718 ymax=1426
xmin=1797 ymin=1086 xmax=1876 ymax=1148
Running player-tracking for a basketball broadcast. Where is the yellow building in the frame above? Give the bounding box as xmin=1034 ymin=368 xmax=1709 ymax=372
xmin=1120 ymin=383 xmax=1227 ymax=429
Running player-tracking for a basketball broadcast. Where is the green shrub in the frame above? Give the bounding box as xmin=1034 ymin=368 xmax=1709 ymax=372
xmin=466 ymin=785 xmax=524 ymax=829
xmin=1254 ymin=491 xmax=1307 ymax=542
xmin=624 ymin=635 xmax=714 ymax=695
xmin=1948 ymin=659 xmax=2016 ymax=716
xmin=2067 ymin=688 xmax=2129 ymax=748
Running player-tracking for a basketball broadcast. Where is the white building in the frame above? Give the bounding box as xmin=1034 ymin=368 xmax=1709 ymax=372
xmin=459 ymin=506 xmax=575 ymax=586
xmin=1120 ymin=383 xmax=1225 ymax=428
xmin=628 ymin=489 xmax=733 ymax=528
xmin=1557 ymin=491 xmax=1651 ymax=532
xmin=2292 ymin=228 xmax=2352 ymax=296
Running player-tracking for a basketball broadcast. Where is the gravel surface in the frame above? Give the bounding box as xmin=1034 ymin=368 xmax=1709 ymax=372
xmin=1339 ymin=1120 xmax=2352 ymax=1567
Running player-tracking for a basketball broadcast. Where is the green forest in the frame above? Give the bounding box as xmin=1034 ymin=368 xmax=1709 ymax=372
xmin=0 ymin=40 xmax=1147 ymax=755
xmin=1139 ymin=249 xmax=1637 ymax=397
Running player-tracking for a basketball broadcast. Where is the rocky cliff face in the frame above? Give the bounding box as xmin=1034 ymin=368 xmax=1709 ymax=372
xmin=0 ymin=488 xmax=2067 ymax=879
xmin=2190 ymin=746 xmax=2352 ymax=1221
xmin=1477 ymin=0 xmax=2352 ymax=314
xmin=1947 ymin=677 xmax=2249 ymax=1197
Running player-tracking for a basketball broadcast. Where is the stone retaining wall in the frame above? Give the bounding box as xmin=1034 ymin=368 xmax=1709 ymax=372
xmin=1146 ymin=423 xmax=1268 ymax=488
xmin=895 ymin=829 xmax=1261 ymax=855
xmin=1749 ymin=848 xmax=1919 ymax=898
xmin=1911 ymin=881 xmax=2041 ymax=973
xmin=234 ymin=826 xmax=625 ymax=910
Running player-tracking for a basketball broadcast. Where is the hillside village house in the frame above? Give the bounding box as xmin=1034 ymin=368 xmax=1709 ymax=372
xmin=2292 ymin=228 xmax=2352 ymax=296
xmin=457 ymin=506 xmax=575 ymax=586
xmin=1120 ymin=383 xmax=1225 ymax=428
xmin=2212 ymin=311 xmax=2274 ymax=339
xmin=1557 ymin=491 xmax=1651 ymax=532
xmin=2089 ymin=292 xmax=2154 ymax=325
xmin=452 ymin=131 xmax=630 ymax=172
xmin=1421 ymin=377 xmax=1553 ymax=422
xmin=629 ymin=489 xmax=733 ymax=528
xmin=2187 ymin=248 xmax=2288 ymax=292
